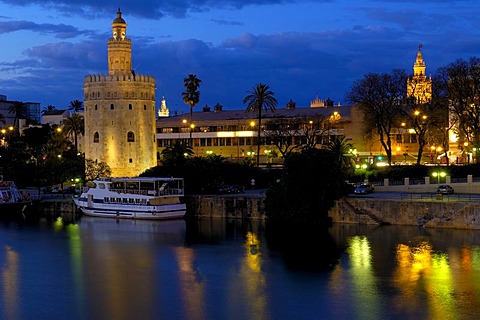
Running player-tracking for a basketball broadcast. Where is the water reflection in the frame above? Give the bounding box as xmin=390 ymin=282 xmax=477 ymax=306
xmin=2 ymin=246 xmax=19 ymax=319
xmin=1 ymin=216 xmax=480 ymax=319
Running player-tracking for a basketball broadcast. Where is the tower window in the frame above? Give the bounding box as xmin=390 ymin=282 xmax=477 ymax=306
xmin=129 ymin=104 xmax=132 ymax=110
xmin=129 ymin=158 xmax=133 ymax=163
xmin=93 ymin=132 xmax=99 ymax=143
xmin=110 ymin=104 xmax=114 ymax=110
xmin=95 ymin=104 xmax=97 ymax=110
xmin=127 ymin=131 xmax=135 ymax=142
xmin=144 ymin=105 xmax=147 ymax=110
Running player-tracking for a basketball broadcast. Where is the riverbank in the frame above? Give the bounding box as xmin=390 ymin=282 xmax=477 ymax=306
xmin=23 ymin=190 xmax=480 ymax=230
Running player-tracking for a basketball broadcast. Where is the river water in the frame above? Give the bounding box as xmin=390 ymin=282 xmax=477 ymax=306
xmin=0 ymin=213 xmax=479 ymax=320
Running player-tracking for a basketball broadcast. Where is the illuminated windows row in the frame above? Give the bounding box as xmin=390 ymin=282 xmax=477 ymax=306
xmin=93 ymin=131 xmax=136 ymax=143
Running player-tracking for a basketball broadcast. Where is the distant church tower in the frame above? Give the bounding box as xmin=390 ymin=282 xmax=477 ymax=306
xmin=158 ymin=96 xmax=170 ymax=117
xmin=83 ymin=9 xmax=157 ymax=177
xmin=407 ymin=44 xmax=432 ymax=104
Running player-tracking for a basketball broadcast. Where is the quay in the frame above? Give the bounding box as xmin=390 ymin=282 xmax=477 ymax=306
xmin=18 ymin=185 xmax=480 ymax=230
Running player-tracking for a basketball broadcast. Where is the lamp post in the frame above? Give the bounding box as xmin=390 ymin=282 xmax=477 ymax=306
xmin=190 ymin=123 xmax=195 ymax=149
xmin=432 ymin=170 xmax=446 ymax=186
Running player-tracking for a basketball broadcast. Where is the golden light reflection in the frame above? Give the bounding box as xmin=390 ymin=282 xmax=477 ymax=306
xmin=244 ymin=232 xmax=261 ymax=272
xmin=231 ymin=231 xmax=268 ymax=319
xmin=175 ymin=247 xmax=205 ymax=320
xmin=393 ymin=240 xmax=459 ymax=317
xmin=67 ymin=223 xmax=85 ymax=316
xmin=2 ymin=246 xmax=19 ymax=319
xmin=53 ymin=217 xmax=64 ymax=231
xmin=346 ymin=236 xmax=380 ymax=319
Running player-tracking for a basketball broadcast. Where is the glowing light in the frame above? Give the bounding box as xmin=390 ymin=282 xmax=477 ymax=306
xmin=250 ymin=121 xmax=255 ymax=127
xmin=182 ymin=119 xmax=187 ymax=124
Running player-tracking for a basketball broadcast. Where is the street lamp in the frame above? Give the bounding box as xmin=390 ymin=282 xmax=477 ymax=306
xmin=432 ymin=171 xmax=446 ymax=186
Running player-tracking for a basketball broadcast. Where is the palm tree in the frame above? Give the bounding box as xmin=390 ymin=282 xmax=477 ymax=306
xmin=326 ymin=136 xmax=355 ymax=172
xmin=69 ymin=99 xmax=84 ymax=113
xmin=8 ymin=101 xmax=26 ymax=132
xmin=161 ymin=141 xmax=193 ymax=165
xmin=41 ymin=105 xmax=57 ymax=116
xmin=182 ymin=75 xmax=201 ymax=119
xmin=182 ymin=74 xmax=201 ymax=146
xmin=62 ymin=113 xmax=85 ymax=153
xmin=243 ymin=83 xmax=277 ymax=166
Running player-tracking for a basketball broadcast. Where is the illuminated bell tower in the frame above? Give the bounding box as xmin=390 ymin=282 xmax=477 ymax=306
xmin=83 ymin=9 xmax=157 ymax=177
xmin=407 ymin=44 xmax=432 ymax=104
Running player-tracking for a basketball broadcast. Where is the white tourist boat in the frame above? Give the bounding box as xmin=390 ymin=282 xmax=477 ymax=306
xmin=73 ymin=177 xmax=186 ymax=220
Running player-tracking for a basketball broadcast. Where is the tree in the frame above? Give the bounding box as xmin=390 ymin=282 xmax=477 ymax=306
xmin=402 ymin=75 xmax=449 ymax=165
xmin=243 ymin=83 xmax=278 ymax=166
xmin=264 ymin=118 xmax=301 ymax=158
xmin=182 ymin=74 xmax=201 ymax=120
xmin=325 ymin=136 xmax=355 ymax=173
xmin=41 ymin=105 xmax=57 ymax=116
xmin=440 ymin=57 xmax=480 ymax=163
xmin=62 ymin=113 xmax=85 ymax=153
xmin=347 ymin=69 xmax=407 ymax=165
xmin=85 ymin=159 xmax=111 ymax=182
xmin=161 ymin=141 xmax=193 ymax=166
xmin=8 ymin=101 xmax=26 ymax=132
xmin=69 ymin=99 xmax=84 ymax=113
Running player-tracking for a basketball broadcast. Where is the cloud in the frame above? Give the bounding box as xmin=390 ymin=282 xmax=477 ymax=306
xmin=0 ymin=20 xmax=87 ymax=38
xmin=0 ymin=0 xmax=330 ymax=19
xmin=210 ymin=18 xmax=243 ymax=26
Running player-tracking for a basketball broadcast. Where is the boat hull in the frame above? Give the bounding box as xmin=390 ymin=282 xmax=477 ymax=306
xmin=74 ymin=199 xmax=186 ymax=220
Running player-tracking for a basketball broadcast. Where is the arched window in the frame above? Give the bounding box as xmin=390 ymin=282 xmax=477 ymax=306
xmin=110 ymin=104 xmax=114 ymax=110
xmin=144 ymin=104 xmax=147 ymax=110
xmin=93 ymin=132 xmax=99 ymax=143
xmin=129 ymin=158 xmax=133 ymax=163
xmin=95 ymin=104 xmax=97 ymax=110
xmin=129 ymin=104 xmax=133 ymax=110
xmin=127 ymin=131 xmax=135 ymax=142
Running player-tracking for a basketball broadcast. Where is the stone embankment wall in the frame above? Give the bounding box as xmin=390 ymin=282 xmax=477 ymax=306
xmin=186 ymin=195 xmax=266 ymax=220
xmin=36 ymin=200 xmax=77 ymax=214
xmin=329 ymin=197 xmax=480 ymax=229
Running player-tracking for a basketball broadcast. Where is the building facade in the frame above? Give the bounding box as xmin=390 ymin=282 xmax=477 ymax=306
xmin=156 ymin=102 xmax=363 ymax=165
xmin=83 ymin=10 xmax=157 ymax=177
xmin=0 ymin=94 xmax=41 ymax=127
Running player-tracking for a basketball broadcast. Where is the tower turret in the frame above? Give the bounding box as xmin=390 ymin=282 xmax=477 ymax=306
xmin=108 ymin=9 xmax=132 ymax=75
xmin=407 ymin=44 xmax=432 ymax=104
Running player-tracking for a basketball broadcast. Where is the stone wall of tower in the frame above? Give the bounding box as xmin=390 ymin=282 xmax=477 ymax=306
xmin=84 ymin=74 xmax=157 ymax=177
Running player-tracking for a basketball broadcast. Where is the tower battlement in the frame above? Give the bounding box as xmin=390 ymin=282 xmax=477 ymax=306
xmin=84 ymin=74 xmax=155 ymax=83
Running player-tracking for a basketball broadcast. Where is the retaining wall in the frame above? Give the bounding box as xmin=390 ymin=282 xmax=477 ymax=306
xmin=329 ymin=197 xmax=480 ymax=229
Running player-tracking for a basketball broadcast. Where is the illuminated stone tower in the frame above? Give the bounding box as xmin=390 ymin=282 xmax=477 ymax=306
xmin=83 ymin=9 xmax=157 ymax=177
xmin=407 ymin=44 xmax=432 ymax=103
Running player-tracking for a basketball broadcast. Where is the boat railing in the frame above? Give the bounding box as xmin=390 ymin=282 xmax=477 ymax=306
xmin=110 ymin=188 xmax=184 ymax=196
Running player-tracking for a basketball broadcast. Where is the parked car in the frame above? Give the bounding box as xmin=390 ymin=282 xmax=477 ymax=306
xmin=63 ymin=186 xmax=81 ymax=194
xmin=219 ymin=184 xmax=245 ymax=194
xmin=436 ymin=185 xmax=454 ymax=195
xmin=354 ymin=183 xmax=375 ymax=195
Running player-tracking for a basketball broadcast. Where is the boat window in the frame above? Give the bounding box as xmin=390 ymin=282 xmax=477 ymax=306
xmin=98 ymin=183 xmax=106 ymax=189
xmin=123 ymin=198 xmax=128 ymax=203
xmin=110 ymin=197 xmax=115 ymax=202
xmin=117 ymin=198 xmax=121 ymax=203
xmin=104 ymin=197 xmax=109 ymax=203
xmin=129 ymin=198 xmax=134 ymax=204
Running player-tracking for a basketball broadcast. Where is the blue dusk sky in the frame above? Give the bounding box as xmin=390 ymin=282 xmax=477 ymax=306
xmin=1 ymin=0 xmax=480 ymax=115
